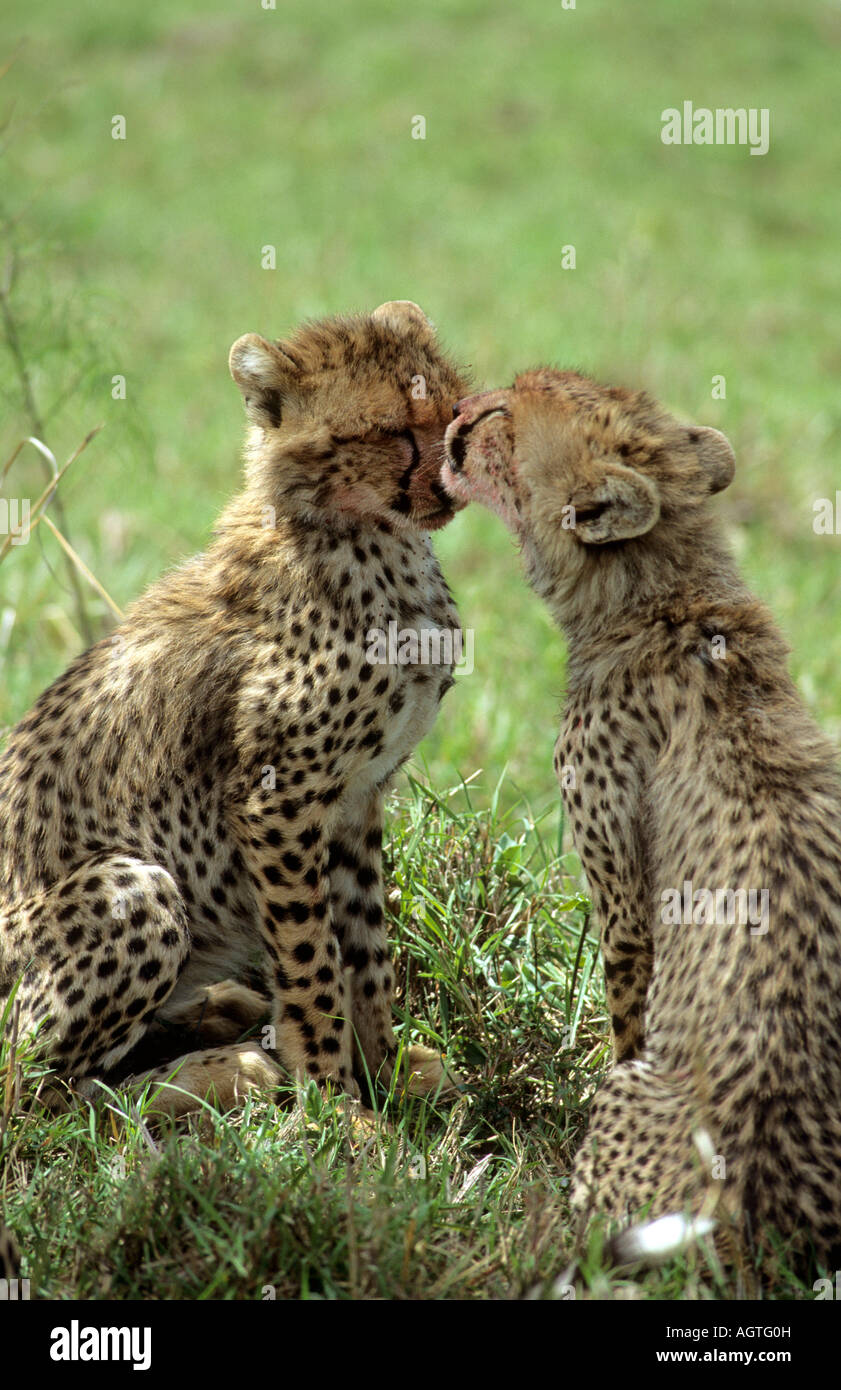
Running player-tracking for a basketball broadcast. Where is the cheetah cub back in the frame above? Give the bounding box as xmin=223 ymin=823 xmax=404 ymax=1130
xmin=444 ymin=370 xmax=841 ymax=1275
xmin=0 ymin=300 xmax=469 ymax=1115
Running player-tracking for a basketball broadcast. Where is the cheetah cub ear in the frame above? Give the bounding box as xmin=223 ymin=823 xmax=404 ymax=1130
xmin=686 ymin=426 xmax=735 ymax=495
xmin=229 ymin=334 xmax=302 ymax=429
xmin=570 ymin=462 xmax=660 ymax=545
xmin=371 ymin=300 xmax=437 ymax=340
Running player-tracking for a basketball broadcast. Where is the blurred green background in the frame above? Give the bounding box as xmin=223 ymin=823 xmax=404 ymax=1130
xmin=1 ymin=0 xmax=840 ymax=819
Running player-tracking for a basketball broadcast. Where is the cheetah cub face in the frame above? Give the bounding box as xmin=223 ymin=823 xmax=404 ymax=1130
xmin=231 ymin=300 xmax=467 ymax=534
xmin=443 ymin=369 xmax=734 ymax=604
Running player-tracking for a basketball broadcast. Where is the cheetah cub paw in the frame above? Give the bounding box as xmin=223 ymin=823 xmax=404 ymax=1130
xmin=159 ymin=980 xmax=270 ymax=1044
xmin=133 ymin=1041 xmax=283 ymax=1118
xmin=398 ymin=1045 xmax=464 ymax=1098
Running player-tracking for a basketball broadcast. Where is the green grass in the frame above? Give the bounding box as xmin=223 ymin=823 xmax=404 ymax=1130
xmin=1 ymin=0 xmax=839 ymax=1300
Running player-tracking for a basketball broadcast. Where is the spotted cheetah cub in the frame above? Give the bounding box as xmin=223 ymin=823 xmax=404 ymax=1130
xmin=444 ymin=370 xmax=841 ymax=1272
xmin=0 ymin=301 xmax=468 ymax=1116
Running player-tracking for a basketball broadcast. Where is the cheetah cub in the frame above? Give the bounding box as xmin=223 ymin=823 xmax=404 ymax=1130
xmin=444 ymin=370 xmax=841 ymax=1272
xmin=0 ymin=301 xmax=468 ymax=1116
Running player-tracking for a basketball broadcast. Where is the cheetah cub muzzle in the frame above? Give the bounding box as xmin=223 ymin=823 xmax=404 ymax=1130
xmin=443 ymin=369 xmax=841 ymax=1277
xmin=0 ymin=300 xmax=469 ymax=1117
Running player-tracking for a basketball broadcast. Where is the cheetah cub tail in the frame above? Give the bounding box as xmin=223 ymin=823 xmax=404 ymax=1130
xmin=605 ymin=1211 xmax=717 ymax=1269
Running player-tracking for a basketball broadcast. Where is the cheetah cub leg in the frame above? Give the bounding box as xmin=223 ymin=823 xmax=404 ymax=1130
xmin=555 ymin=724 xmax=653 ymax=1064
xmin=328 ymin=793 xmax=462 ymax=1099
xmin=235 ymin=799 xmax=359 ymax=1096
xmin=599 ymin=910 xmax=652 ymax=1065
xmin=1 ymin=856 xmax=190 ymax=1079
